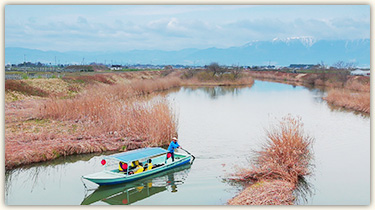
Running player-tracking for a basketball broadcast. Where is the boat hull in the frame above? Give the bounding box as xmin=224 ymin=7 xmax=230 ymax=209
xmin=83 ymin=155 xmax=191 ymax=185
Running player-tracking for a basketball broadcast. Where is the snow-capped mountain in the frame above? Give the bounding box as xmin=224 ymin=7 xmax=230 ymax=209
xmin=272 ymin=36 xmax=317 ymax=48
xmin=5 ymin=38 xmax=370 ymax=67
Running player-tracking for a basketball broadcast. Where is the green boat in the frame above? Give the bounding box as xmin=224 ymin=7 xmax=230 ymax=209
xmin=81 ymin=163 xmax=191 ymax=205
xmin=82 ymin=147 xmax=192 ymax=185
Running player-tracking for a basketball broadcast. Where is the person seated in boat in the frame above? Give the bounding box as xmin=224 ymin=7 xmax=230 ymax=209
xmin=144 ymin=159 xmax=153 ymax=171
xmin=118 ymin=161 xmax=128 ymax=173
xmin=129 ymin=160 xmax=139 ymax=170
xmin=166 ymin=137 xmax=182 ymax=163
xmin=134 ymin=162 xmax=144 ymax=174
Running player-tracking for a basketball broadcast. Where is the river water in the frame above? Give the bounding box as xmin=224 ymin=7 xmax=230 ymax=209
xmin=5 ymin=80 xmax=370 ymax=205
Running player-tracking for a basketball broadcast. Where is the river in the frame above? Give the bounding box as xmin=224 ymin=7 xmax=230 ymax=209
xmin=5 ymin=80 xmax=370 ymax=205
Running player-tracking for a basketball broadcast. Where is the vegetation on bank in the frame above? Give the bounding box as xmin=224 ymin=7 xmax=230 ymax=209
xmin=4 ymin=66 xmax=364 ymax=171
xmin=5 ymin=73 xmax=180 ymax=170
xmin=5 ymin=68 xmax=254 ymax=170
xmin=180 ymin=62 xmax=254 ymax=86
xmin=324 ymin=89 xmax=370 ymax=113
xmin=249 ymin=70 xmax=370 ymax=113
xmin=228 ymin=116 xmax=314 ymax=205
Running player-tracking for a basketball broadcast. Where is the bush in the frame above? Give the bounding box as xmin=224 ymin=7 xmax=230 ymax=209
xmin=233 ymin=115 xmax=314 ymax=185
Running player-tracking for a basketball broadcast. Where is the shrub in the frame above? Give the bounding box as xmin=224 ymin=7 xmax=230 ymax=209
xmin=233 ymin=115 xmax=314 ymax=185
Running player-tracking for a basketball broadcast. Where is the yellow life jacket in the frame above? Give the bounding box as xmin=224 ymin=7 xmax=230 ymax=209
xmin=146 ymin=163 xmax=153 ymax=171
xmin=134 ymin=165 xmax=144 ymax=174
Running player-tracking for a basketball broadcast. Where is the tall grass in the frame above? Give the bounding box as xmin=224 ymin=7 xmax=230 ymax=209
xmin=180 ymin=70 xmax=255 ymax=86
xmin=237 ymin=115 xmax=313 ymax=184
xmin=5 ymin=77 xmax=180 ymax=169
xmin=229 ymin=115 xmax=314 ymax=205
xmin=38 ymin=77 xmax=180 ymax=148
xmin=344 ymin=79 xmax=370 ymax=92
xmin=324 ymin=89 xmax=370 ymax=113
xmin=228 ymin=180 xmax=295 ymax=205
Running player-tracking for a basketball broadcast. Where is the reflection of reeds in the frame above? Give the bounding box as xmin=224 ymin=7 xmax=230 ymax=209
xmin=324 ymin=89 xmax=370 ymax=113
xmin=228 ymin=115 xmax=314 ymax=205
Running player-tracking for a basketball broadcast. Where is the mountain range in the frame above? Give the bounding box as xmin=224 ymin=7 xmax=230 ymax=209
xmin=5 ymin=38 xmax=370 ymax=67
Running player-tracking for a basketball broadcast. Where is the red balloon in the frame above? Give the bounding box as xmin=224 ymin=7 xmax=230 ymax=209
xmin=167 ymin=153 xmax=171 ymax=158
xmin=101 ymin=159 xmax=106 ymax=165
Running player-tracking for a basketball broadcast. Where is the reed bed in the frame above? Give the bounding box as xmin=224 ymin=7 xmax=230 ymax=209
xmin=344 ymin=78 xmax=370 ymax=92
xmin=249 ymin=71 xmax=300 ymax=83
xmin=324 ymin=89 xmax=370 ymax=113
xmin=249 ymin=71 xmax=370 ymax=113
xmin=5 ymin=77 xmax=180 ymax=169
xmin=228 ymin=180 xmax=295 ymax=205
xmin=38 ymin=78 xmax=180 ymax=145
xmin=229 ymin=115 xmax=314 ymax=205
xmin=183 ymin=76 xmax=255 ymax=86
xmin=5 ymin=70 xmax=255 ymax=169
xmin=180 ymin=70 xmax=255 ymax=86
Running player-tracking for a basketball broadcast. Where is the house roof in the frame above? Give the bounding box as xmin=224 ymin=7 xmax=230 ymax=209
xmin=106 ymin=147 xmax=168 ymax=163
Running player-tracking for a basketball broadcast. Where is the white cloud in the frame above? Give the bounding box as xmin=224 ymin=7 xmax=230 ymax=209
xmin=5 ymin=5 xmax=370 ymax=51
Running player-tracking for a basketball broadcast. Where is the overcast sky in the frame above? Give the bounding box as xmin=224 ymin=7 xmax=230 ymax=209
xmin=5 ymin=5 xmax=370 ymax=52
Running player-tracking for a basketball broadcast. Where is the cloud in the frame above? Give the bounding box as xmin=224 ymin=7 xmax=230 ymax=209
xmin=5 ymin=5 xmax=370 ymax=51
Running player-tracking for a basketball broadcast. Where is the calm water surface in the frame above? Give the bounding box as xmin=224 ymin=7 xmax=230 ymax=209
xmin=5 ymin=80 xmax=370 ymax=205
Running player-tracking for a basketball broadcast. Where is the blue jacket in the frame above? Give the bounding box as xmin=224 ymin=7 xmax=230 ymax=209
xmin=167 ymin=141 xmax=180 ymax=153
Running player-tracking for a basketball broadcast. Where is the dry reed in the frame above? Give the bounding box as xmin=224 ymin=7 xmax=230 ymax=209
xmin=229 ymin=115 xmax=314 ymax=205
xmin=324 ymin=89 xmax=370 ymax=113
xmin=228 ymin=180 xmax=295 ymax=205
xmin=5 ymin=77 xmax=180 ymax=169
xmin=38 ymin=78 xmax=180 ymax=145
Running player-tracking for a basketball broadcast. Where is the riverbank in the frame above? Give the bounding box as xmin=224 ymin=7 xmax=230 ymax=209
xmin=249 ymin=71 xmax=370 ymax=114
xmin=228 ymin=116 xmax=314 ymax=205
xmin=5 ymin=69 xmax=254 ymax=170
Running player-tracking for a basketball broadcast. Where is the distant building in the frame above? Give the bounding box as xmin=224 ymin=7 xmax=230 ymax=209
xmin=110 ymin=65 xmax=122 ymax=70
xmin=350 ymin=69 xmax=370 ymax=76
xmin=289 ymin=64 xmax=315 ymax=69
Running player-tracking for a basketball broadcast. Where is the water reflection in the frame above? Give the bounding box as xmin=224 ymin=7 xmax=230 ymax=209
xmin=326 ymin=103 xmax=370 ymax=118
xmin=81 ymin=164 xmax=191 ymax=205
xmin=294 ymin=177 xmax=315 ymax=205
xmin=184 ymin=85 xmax=252 ymax=99
xmin=5 ymin=152 xmax=106 ymax=196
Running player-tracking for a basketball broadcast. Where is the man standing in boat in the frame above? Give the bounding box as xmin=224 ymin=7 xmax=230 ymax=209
xmin=166 ymin=137 xmax=181 ymax=163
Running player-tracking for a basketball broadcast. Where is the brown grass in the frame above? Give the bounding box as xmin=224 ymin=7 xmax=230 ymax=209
xmin=228 ymin=115 xmax=314 ymax=205
xmin=5 ymin=80 xmax=48 ymax=97
xmin=228 ymin=180 xmax=295 ymax=205
xmin=5 ymin=76 xmax=181 ymax=169
xmin=324 ymin=89 xmax=370 ymax=113
xmin=249 ymin=71 xmax=370 ymax=113
xmin=181 ymin=70 xmax=255 ymax=86
xmin=6 ymin=70 xmax=256 ymax=169
xmin=63 ymin=74 xmax=115 ymax=85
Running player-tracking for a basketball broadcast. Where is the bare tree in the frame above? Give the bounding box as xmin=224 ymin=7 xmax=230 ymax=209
xmin=332 ymin=60 xmax=355 ymax=70
xmin=231 ymin=65 xmax=243 ymax=79
xmin=319 ymin=61 xmax=327 ymax=69
xmin=207 ymin=62 xmax=224 ymax=76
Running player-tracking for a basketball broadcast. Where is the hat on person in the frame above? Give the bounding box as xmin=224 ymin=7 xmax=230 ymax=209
xmin=172 ymin=137 xmax=178 ymax=141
